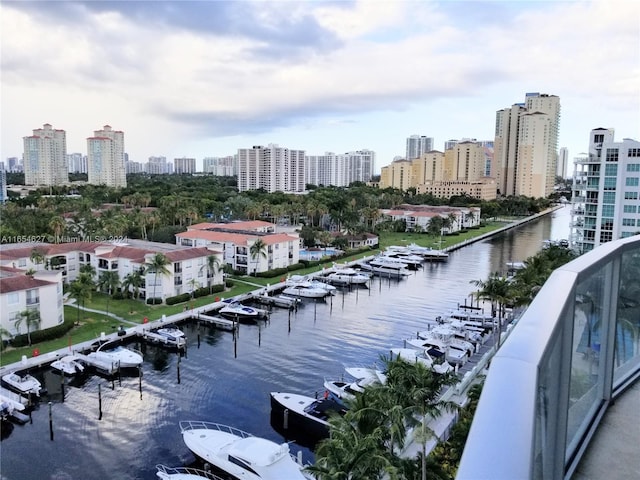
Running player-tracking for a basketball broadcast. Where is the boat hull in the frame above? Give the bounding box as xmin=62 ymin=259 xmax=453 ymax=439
xmin=270 ymin=392 xmax=345 ymax=441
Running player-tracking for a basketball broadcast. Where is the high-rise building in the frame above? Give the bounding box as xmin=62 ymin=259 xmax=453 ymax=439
xmin=406 ymin=135 xmax=434 ymax=160
xmin=379 ymin=159 xmax=413 ymax=191
xmin=571 ymin=128 xmax=640 ymax=252
xmin=494 ymin=93 xmax=560 ymax=198
xmin=146 ymin=156 xmax=168 ymax=175
xmin=23 ymin=123 xmax=68 ymax=186
xmin=174 ymin=157 xmax=196 ymax=174
xmin=443 ymin=141 xmax=488 ymax=182
xmin=87 ymin=125 xmax=126 ymax=187
xmin=6 ymin=157 xmax=19 ymax=172
xmin=203 ymin=156 xmax=236 ymax=176
xmin=557 ymin=147 xmax=569 ymax=178
xmin=237 ymin=144 xmax=305 ymax=193
xmin=0 ymin=163 xmax=7 ymax=203
xmin=126 ymin=161 xmax=144 ymax=174
xmin=305 ymin=150 xmax=375 ymax=187
xmin=66 ymin=152 xmax=87 ymax=174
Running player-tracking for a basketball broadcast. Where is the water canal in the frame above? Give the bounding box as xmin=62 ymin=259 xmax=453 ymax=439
xmin=0 ymin=206 xmax=572 ymax=480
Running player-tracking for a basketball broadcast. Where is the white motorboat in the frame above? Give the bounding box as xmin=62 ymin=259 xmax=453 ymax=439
xmin=389 ymin=348 xmax=454 ymax=375
xmin=324 ymin=366 xmax=386 ymax=401
xmin=0 ymin=389 xmax=26 ymax=419
xmin=359 ymin=257 xmax=411 ymax=278
xmin=50 ymin=355 xmax=85 ymax=376
xmin=270 ymin=391 xmax=347 ymax=439
xmin=88 ymin=345 xmax=143 ymax=368
xmin=219 ymin=301 xmax=267 ymax=320
xmin=417 ymin=325 xmax=475 ymax=355
xmin=179 ymin=421 xmax=309 ymax=480
xmin=382 ymin=249 xmax=424 ymax=269
xmin=324 ymin=267 xmax=371 ymax=286
xmin=2 ymin=372 xmax=42 ymax=397
xmin=447 ymin=308 xmax=495 ymax=328
xmin=155 ymin=464 xmax=224 ymax=480
xmin=282 ymin=282 xmax=331 ymax=298
xmin=406 ymin=336 xmax=469 ymax=366
xmin=145 ymin=326 xmax=187 ymax=347
xmin=286 ymin=275 xmax=337 ymax=294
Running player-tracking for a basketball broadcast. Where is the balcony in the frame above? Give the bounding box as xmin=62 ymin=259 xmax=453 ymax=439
xmin=458 ymin=236 xmax=640 ymax=480
xmin=26 ymin=296 xmax=40 ymax=305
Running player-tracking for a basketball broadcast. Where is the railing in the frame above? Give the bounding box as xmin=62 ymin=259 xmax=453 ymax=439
xmin=457 ymin=236 xmax=640 ymax=480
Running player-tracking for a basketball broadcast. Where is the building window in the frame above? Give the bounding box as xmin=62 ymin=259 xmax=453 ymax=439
xmin=625 ymin=177 xmax=639 ymax=187
xmin=602 ymin=192 xmax=616 ymax=204
xmin=623 ymin=205 xmax=637 ymax=213
xmin=628 ymin=148 xmax=640 ymax=158
xmin=627 ymin=163 xmax=640 ymax=172
xmin=604 ymin=164 xmax=618 ymax=176
xmin=624 ymin=191 xmax=639 ymax=200
xmin=601 ymin=205 xmax=615 ymax=217
xmin=18 ymin=259 xmax=26 ymax=267
xmin=605 ymin=148 xmax=619 ymax=162
xmin=603 ymin=177 xmax=616 ymax=190
xmin=622 ymin=218 xmax=636 ymax=226
xmin=8 ymin=292 xmax=19 ymax=305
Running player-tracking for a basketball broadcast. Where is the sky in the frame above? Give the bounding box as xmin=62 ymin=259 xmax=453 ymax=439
xmin=1 ymin=0 xmax=639 ymax=176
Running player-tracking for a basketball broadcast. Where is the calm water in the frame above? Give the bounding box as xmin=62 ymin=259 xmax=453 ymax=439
xmin=0 ymin=206 xmax=571 ymax=480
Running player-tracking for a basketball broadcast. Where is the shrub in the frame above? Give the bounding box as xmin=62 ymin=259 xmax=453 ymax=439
xmin=112 ymin=291 xmax=125 ymax=300
xmin=165 ymin=293 xmax=191 ymax=305
xmin=146 ymin=297 xmax=163 ymax=305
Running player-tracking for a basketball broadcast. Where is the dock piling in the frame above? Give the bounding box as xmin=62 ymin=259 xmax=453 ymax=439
xmin=48 ymin=402 xmax=53 ymax=441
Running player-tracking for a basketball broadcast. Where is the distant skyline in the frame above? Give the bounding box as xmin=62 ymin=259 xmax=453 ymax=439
xmin=1 ymin=1 xmax=638 ymax=177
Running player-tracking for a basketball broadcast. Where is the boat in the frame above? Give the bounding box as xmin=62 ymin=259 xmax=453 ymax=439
xmin=382 ymin=249 xmax=424 ymax=269
xmin=389 ymin=348 xmax=454 ymax=375
xmin=150 ymin=326 xmax=187 ymax=347
xmin=270 ymin=391 xmax=347 ymax=439
xmin=282 ymin=282 xmax=331 ymax=298
xmin=0 ymin=389 xmax=26 ymax=420
xmin=416 ymin=325 xmax=475 ymax=355
xmin=219 ymin=301 xmax=267 ymax=320
xmin=1 ymin=372 xmax=42 ymax=397
xmin=359 ymin=256 xmax=411 ymax=278
xmin=286 ymin=275 xmax=337 ymax=294
xmin=88 ymin=344 xmax=143 ymax=368
xmin=405 ymin=334 xmax=469 ymax=366
xmin=324 ymin=266 xmax=371 ymax=286
xmin=179 ymin=421 xmax=310 ymax=480
xmin=50 ymin=355 xmax=85 ymax=376
xmin=155 ymin=464 xmax=224 ymax=480
xmin=447 ymin=309 xmax=495 ymax=328
xmin=393 ymin=243 xmax=449 ymax=261
xmin=323 ymin=366 xmax=386 ymax=401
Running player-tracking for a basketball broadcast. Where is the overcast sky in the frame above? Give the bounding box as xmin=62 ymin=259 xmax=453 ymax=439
xmin=1 ymin=0 xmax=638 ymax=175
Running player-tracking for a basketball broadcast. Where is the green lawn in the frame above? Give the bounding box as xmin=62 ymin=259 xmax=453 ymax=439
xmin=0 ymin=222 xmax=507 ymax=367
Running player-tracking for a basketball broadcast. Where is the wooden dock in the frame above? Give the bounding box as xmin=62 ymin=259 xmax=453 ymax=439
xmin=195 ymin=313 xmax=236 ymax=331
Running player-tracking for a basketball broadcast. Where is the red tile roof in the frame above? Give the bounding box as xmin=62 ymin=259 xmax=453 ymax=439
xmin=188 ymin=220 xmax=275 ymax=231
xmin=0 ymin=272 xmax=57 ymax=293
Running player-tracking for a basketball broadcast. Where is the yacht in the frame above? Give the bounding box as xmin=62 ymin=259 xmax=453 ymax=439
xmin=405 ymin=334 xmax=469 ymax=367
xmin=389 ymin=348 xmax=454 ymax=375
xmin=359 ymin=256 xmax=411 ymax=278
xmin=323 ymin=366 xmax=385 ymax=401
xmin=382 ymin=249 xmax=424 ymax=269
xmin=179 ymin=421 xmax=310 ymax=480
xmin=88 ymin=344 xmax=143 ymax=368
xmin=219 ymin=301 xmax=267 ymax=320
xmin=324 ymin=267 xmax=371 ymax=286
xmin=416 ymin=325 xmax=475 ymax=355
xmin=50 ymin=355 xmax=85 ymax=376
xmin=286 ymin=275 xmax=337 ymax=294
xmin=270 ymin=391 xmax=347 ymax=439
xmin=2 ymin=372 xmax=42 ymax=397
xmin=282 ymin=282 xmax=331 ymax=299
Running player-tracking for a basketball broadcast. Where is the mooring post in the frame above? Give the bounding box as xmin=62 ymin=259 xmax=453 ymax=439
xmin=98 ymin=383 xmax=103 ymax=420
xmin=48 ymin=402 xmax=54 ymax=441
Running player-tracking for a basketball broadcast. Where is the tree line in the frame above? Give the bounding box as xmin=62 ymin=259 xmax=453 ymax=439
xmin=1 ymin=174 xmax=552 ymax=245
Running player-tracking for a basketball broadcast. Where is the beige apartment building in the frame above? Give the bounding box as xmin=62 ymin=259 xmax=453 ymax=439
xmin=23 ymin=123 xmax=68 ymax=186
xmin=87 ymin=125 xmax=127 ymax=188
xmin=494 ymin=92 xmax=560 ymax=198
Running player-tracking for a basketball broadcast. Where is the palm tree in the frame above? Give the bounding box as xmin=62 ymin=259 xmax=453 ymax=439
xmin=145 ymin=253 xmax=171 ymax=303
xmin=14 ymin=309 xmax=41 ymax=346
xmin=187 ymin=278 xmax=200 ymax=299
xmin=471 ymin=272 xmax=512 ymax=322
xmin=0 ymin=326 xmax=12 ymax=349
xmin=97 ymin=270 xmax=120 ymax=315
xmin=249 ymin=238 xmax=267 ymax=276
xmin=30 ymin=248 xmax=46 ymax=271
xmin=122 ymin=269 xmax=145 ymax=299
xmin=49 ymin=215 xmax=67 ymax=239
xmin=69 ymin=278 xmax=92 ymax=324
xmin=201 ymin=254 xmax=221 ymax=294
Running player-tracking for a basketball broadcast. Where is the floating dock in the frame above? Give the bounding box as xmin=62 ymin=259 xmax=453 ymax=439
xmin=140 ymin=330 xmax=186 ymax=348
xmin=251 ymin=294 xmax=301 ymax=309
xmin=73 ymin=353 xmax=122 ymax=375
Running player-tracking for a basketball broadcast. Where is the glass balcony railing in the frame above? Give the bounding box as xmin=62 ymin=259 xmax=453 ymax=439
xmin=457 ymin=236 xmax=640 ymax=480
